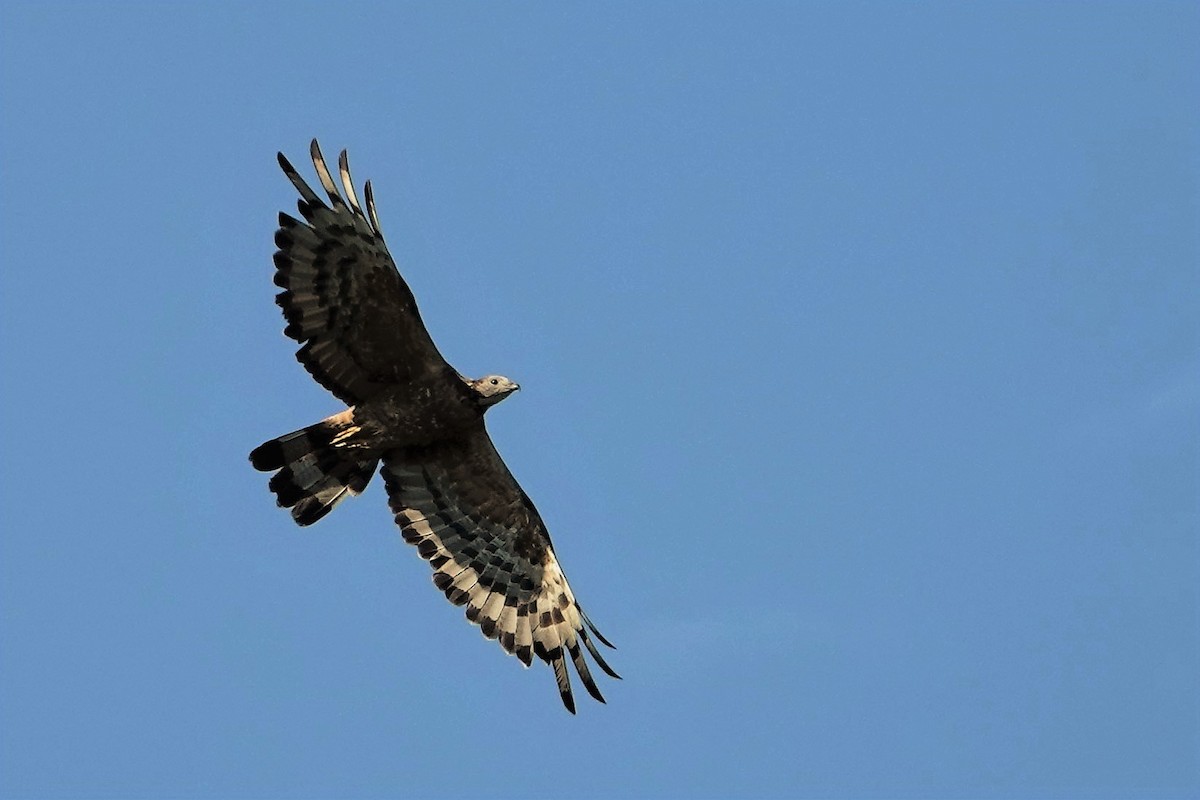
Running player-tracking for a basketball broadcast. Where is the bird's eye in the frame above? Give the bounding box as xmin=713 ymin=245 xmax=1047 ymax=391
xmin=490 ymin=378 xmax=498 ymax=385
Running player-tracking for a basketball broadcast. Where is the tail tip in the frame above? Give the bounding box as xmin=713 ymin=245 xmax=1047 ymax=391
xmin=249 ymin=440 xmax=285 ymax=471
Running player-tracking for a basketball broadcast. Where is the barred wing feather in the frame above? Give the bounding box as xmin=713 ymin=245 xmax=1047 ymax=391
xmin=272 ymin=140 xmax=451 ymax=405
xmin=381 ymin=433 xmax=618 ymax=713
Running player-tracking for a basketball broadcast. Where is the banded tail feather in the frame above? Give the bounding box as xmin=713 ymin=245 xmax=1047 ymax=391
xmin=250 ymin=415 xmax=378 ymax=526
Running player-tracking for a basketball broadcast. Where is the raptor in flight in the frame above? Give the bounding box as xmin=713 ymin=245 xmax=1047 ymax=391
xmin=250 ymin=140 xmax=618 ymax=712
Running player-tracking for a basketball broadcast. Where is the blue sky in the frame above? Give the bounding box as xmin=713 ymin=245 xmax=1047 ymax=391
xmin=1 ymin=3 xmax=1197 ymax=798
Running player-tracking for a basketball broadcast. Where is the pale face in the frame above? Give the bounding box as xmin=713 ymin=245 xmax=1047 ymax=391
xmin=472 ymin=374 xmax=520 ymax=406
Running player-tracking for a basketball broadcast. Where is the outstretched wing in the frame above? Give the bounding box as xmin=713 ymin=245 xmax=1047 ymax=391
xmin=381 ymin=430 xmax=619 ymax=713
xmin=272 ymin=139 xmax=451 ymax=405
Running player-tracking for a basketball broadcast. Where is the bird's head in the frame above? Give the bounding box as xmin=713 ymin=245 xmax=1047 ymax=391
xmin=471 ymin=374 xmax=520 ymax=407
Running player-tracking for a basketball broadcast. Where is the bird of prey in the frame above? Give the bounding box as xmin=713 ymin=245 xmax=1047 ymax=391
xmin=250 ymin=140 xmax=618 ymax=713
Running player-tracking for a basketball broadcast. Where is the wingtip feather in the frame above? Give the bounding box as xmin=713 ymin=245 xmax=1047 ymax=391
xmin=582 ymin=610 xmax=617 ymax=649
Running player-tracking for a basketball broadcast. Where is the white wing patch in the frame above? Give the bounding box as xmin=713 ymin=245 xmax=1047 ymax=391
xmin=382 ymin=458 xmax=618 ymax=713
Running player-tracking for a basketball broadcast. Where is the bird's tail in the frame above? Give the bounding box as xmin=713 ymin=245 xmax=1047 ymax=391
xmin=249 ymin=414 xmax=379 ymax=526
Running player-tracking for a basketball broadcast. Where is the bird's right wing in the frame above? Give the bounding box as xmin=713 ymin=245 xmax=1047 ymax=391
xmin=380 ymin=429 xmax=619 ymax=713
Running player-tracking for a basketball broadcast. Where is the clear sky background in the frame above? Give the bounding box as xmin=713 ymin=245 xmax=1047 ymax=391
xmin=1 ymin=3 xmax=1197 ymax=799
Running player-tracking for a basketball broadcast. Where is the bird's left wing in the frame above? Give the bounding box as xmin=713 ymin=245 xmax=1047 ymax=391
xmin=381 ymin=430 xmax=619 ymax=713
xmin=272 ymin=140 xmax=455 ymax=405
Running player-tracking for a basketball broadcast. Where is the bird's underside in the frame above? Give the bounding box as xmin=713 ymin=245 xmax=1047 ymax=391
xmin=249 ymin=140 xmax=618 ymax=713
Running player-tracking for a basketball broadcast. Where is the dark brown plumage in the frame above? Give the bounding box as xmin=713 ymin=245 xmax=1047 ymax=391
xmin=250 ymin=140 xmax=617 ymax=713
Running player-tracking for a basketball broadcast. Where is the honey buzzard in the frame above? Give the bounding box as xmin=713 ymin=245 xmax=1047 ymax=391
xmin=250 ymin=140 xmax=618 ymax=713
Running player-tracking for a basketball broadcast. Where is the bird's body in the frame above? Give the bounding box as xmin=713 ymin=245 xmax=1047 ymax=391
xmin=250 ymin=141 xmax=617 ymax=713
xmin=336 ymin=377 xmax=497 ymax=452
